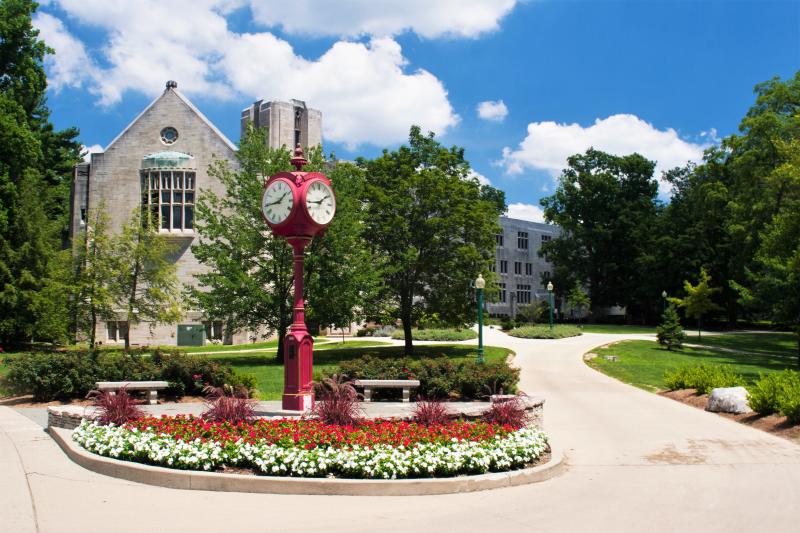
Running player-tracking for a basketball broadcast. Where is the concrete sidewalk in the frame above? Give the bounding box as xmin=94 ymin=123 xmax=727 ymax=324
xmin=1 ymin=331 xmax=799 ymax=532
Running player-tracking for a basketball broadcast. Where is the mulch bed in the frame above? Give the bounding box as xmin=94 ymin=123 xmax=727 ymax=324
xmin=659 ymin=389 xmax=800 ymax=444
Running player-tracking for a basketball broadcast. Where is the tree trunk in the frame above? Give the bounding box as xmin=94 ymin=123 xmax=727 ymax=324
xmin=698 ymin=315 xmax=702 ymax=340
xmin=400 ymin=291 xmax=414 ymax=356
xmin=89 ymin=305 xmax=97 ymax=350
xmin=125 ymin=258 xmax=140 ymax=352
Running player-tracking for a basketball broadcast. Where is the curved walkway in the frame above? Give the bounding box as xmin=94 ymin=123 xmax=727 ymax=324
xmin=1 ymin=330 xmax=799 ymax=532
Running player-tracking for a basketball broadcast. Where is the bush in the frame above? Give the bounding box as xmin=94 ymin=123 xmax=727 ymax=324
xmin=507 ymin=325 xmax=582 ymax=339
xmin=748 ymin=371 xmax=800 ymax=422
xmin=201 ymin=385 xmax=256 ymax=424
xmin=390 ymin=328 xmax=477 ymax=341
xmin=312 ymin=375 xmax=363 ymax=426
xmin=89 ymin=388 xmax=145 ymax=426
xmin=411 ymin=399 xmax=451 ymax=426
xmin=500 ymin=320 xmax=515 ymax=331
xmin=664 ymin=364 xmax=745 ymax=395
xmin=5 ymin=349 xmax=255 ymax=401
xmin=483 ymin=397 xmax=528 ymax=429
xmin=333 ymin=355 xmax=519 ymax=401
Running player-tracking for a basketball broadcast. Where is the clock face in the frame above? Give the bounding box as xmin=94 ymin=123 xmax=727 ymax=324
xmin=262 ymin=179 xmax=294 ymax=225
xmin=305 ymin=180 xmax=335 ymax=225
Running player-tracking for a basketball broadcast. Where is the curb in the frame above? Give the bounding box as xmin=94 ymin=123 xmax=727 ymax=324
xmin=49 ymin=427 xmax=566 ymax=496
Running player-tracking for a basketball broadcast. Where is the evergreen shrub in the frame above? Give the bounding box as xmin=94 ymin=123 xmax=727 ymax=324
xmin=5 ymin=349 xmax=255 ymax=401
xmin=663 ymin=364 xmax=744 ymax=395
xmin=331 ymin=355 xmax=518 ymax=400
xmin=389 ymin=328 xmax=477 ymax=341
xmin=748 ymin=371 xmax=800 ymax=422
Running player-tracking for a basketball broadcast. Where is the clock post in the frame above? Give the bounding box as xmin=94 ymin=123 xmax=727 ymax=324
xmin=260 ymin=146 xmax=336 ymax=411
xmin=283 ymin=236 xmax=314 ymax=411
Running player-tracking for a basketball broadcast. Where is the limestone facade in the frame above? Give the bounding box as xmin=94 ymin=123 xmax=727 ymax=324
xmin=69 ymin=82 xmax=322 ymax=346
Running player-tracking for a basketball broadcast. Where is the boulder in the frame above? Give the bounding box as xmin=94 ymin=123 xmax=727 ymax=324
xmin=706 ymin=386 xmax=752 ymax=414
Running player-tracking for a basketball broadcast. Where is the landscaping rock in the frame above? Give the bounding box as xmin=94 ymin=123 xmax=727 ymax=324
xmin=706 ymin=387 xmax=752 ymax=414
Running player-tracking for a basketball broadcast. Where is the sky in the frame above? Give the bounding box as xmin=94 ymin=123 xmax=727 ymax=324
xmin=35 ymin=0 xmax=800 ymax=223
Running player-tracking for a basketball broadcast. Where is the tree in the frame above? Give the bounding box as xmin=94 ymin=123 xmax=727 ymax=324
xmin=567 ymin=282 xmax=591 ymax=324
xmin=114 ymin=211 xmax=182 ymax=350
xmin=191 ymin=126 xmax=375 ymax=361
xmin=359 ymin=126 xmax=501 ymax=355
xmin=657 ymin=303 xmax=685 ymax=351
xmin=671 ymin=268 xmax=722 ymax=339
xmin=539 ymin=148 xmax=659 ymax=321
xmin=0 ymin=0 xmax=81 ymax=345
xmin=74 ymin=207 xmax=119 ymax=349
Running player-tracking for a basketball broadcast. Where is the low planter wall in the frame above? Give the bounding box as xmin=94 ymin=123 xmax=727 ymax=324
xmin=49 ymin=427 xmax=565 ymax=496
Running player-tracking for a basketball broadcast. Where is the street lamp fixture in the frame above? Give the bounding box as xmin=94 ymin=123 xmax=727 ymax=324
xmin=661 ymin=290 xmax=667 ymax=315
xmin=475 ymin=274 xmax=485 ymax=364
xmin=547 ymin=281 xmax=554 ymax=330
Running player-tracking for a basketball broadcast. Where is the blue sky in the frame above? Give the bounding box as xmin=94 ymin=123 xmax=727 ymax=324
xmin=36 ymin=0 xmax=799 ymax=221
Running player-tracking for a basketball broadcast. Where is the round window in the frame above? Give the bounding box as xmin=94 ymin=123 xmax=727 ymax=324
xmin=160 ymin=127 xmax=179 ymax=144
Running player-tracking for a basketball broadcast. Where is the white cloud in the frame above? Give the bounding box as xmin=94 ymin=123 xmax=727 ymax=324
xmin=468 ymin=169 xmax=491 ymax=186
xmin=477 ymin=100 xmax=508 ymax=122
xmin=506 ymin=202 xmax=546 ymax=223
xmin=245 ymin=0 xmax=519 ymax=39
xmin=499 ymin=114 xmax=710 ymax=194
xmin=33 ymin=12 xmax=97 ymax=90
xmin=81 ymin=144 xmax=103 ymax=162
xmin=39 ymin=1 xmax=460 ymax=147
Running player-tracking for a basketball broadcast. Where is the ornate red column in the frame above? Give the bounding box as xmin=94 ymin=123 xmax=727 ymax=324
xmin=282 ymin=236 xmax=314 ymax=410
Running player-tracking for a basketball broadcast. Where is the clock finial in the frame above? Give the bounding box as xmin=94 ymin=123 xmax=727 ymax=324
xmin=291 ymin=144 xmax=307 ymax=171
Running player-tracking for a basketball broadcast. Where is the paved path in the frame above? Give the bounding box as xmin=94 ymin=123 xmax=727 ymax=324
xmin=2 ymin=331 xmax=799 ymax=533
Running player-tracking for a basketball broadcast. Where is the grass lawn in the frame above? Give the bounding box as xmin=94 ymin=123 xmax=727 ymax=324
xmin=212 ymin=343 xmax=512 ymax=400
xmin=578 ymin=324 xmax=657 ymax=334
xmin=587 ymin=339 xmax=798 ymax=392
xmin=685 ymin=331 xmax=798 ymax=359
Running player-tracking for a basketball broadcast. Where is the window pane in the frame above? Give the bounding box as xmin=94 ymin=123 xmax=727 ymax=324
xmin=150 ymin=173 xmax=157 ymax=189
xmin=173 ymin=205 xmax=182 ymax=229
xmin=161 ymin=205 xmax=170 ymax=229
xmin=106 ymin=321 xmax=116 ymax=341
xmin=161 ymin=191 xmax=170 ymax=203
xmin=185 ymin=206 xmax=194 ymax=229
xmin=173 ymin=191 xmax=183 ymax=203
xmin=150 ymin=191 xmax=158 ymax=203
xmin=186 ymin=173 xmax=195 ymax=189
xmin=174 ymin=173 xmax=183 ymax=189
xmin=161 ymin=172 xmax=170 ymax=189
xmin=184 ymin=191 xmax=194 ymax=203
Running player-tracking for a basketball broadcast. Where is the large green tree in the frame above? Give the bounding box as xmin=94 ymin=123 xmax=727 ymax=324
xmin=359 ymin=126 xmax=502 ymax=355
xmin=191 ymin=126 xmax=375 ymax=361
xmin=0 ymin=0 xmax=81 ymax=345
xmin=539 ymin=148 xmax=660 ymax=321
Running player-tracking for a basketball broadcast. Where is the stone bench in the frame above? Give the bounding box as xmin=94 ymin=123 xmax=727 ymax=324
xmin=95 ymin=381 xmax=169 ymax=405
xmin=353 ymin=379 xmax=421 ymax=402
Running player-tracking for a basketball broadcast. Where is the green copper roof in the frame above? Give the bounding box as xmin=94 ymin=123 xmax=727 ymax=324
xmin=141 ymin=151 xmax=195 ymax=169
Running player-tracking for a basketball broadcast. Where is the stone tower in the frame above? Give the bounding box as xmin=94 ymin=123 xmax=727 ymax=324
xmin=240 ymin=99 xmax=322 ymax=150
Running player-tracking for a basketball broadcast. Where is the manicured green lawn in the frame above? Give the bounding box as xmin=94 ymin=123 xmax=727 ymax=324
xmin=212 ymin=344 xmax=512 ymax=400
xmin=685 ymin=332 xmax=797 ymax=359
xmin=578 ymin=324 xmax=657 ymax=334
xmin=587 ymin=339 xmax=797 ymax=392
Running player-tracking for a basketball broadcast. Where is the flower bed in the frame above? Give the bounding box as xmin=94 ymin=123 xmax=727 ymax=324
xmin=72 ymin=416 xmax=549 ymax=479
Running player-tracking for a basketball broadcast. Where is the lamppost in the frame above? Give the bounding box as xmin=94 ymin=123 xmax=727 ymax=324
xmin=475 ymin=274 xmax=485 ymax=364
xmin=661 ymin=290 xmax=667 ymax=315
xmin=547 ymin=281 xmax=554 ymax=330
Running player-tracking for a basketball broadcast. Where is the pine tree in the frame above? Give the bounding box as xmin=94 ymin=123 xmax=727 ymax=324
xmin=657 ymin=303 xmax=685 ymax=350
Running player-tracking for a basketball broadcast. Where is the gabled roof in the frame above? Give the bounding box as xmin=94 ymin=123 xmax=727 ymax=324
xmin=103 ymin=84 xmax=238 ymax=153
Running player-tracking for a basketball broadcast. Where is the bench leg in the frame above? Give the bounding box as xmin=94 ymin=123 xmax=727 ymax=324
xmin=363 ymin=388 xmax=373 ymax=402
xmin=147 ymin=390 xmax=158 ymax=405
xmin=402 ymin=388 xmax=410 ymax=402
xmin=108 ymin=391 xmax=116 ymax=397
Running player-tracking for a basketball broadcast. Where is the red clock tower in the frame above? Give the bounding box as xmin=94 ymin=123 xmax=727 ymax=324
xmin=261 ymin=146 xmax=336 ymax=410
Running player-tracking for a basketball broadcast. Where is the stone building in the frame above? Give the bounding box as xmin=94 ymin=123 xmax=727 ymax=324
xmin=487 ymin=216 xmax=560 ymax=318
xmin=70 ymin=81 xmax=321 ymax=346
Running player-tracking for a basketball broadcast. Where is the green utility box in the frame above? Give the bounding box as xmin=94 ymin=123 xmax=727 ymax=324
xmin=177 ymin=324 xmax=205 ymax=346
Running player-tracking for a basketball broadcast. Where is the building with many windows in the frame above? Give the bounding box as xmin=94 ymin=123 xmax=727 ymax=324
xmin=70 ymin=81 xmax=321 ymax=346
xmin=486 ymin=216 xmax=560 ymax=318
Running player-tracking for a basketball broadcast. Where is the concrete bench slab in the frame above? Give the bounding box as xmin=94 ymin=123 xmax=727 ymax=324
xmin=95 ymin=381 xmax=169 ymax=405
xmin=353 ymin=379 xmax=421 ymax=403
